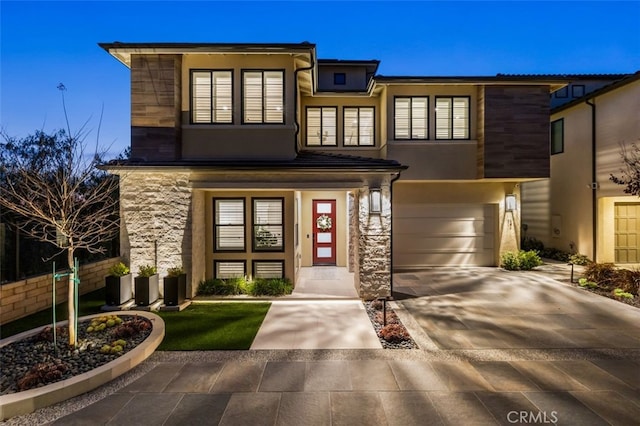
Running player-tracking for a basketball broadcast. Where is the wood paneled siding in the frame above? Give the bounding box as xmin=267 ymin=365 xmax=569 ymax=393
xmin=480 ymin=85 xmax=550 ymax=178
xmin=131 ymin=54 xmax=182 ymax=161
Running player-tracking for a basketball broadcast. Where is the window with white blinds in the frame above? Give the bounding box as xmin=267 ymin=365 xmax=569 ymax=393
xmin=243 ymin=70 xmax=284 ymax=123
xmin=306 ymin=107 xmax=337 ymax=146
xmin=215 ymin=261 xmax=246 ymax=279
xmin=214 ymin=199 xmax=245 ymax=251
xmin=253 ymin=261 xmax=284 ymax=278
xmin=435 ymin=97 xmax=469 ymax=139
xmin=394 ymin=97 xmax=428 ymax=140
xmin=253 ymin=198 xmax=284 ymax=251
xmin=344 ymin=107 xmax=374 ymax=146
xmin=191 ymin=71 xmax=232 ymax=123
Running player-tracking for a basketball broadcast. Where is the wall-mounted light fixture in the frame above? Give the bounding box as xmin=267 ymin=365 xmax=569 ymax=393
xmin=370 ymin=188 xmax=381 ymax=214
xmin=505 ymin=194 xmax=517 ymax=212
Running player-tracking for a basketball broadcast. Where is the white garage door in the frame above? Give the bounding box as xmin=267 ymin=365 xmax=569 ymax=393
xmin=393 ymin=203 xmax=496 ymax=267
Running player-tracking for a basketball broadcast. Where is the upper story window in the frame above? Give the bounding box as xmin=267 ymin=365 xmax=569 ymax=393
xmin=334 ymin=73 xmax=346 ymax=85
xmin=306 ymin=107 xmax=337 ymax=146
xmin=435 ymin=96 xmax=470 ymax=139
xmin=395 ymin=97 xmax=428 ymax=140
xmin=551 ymin=118 xmax=564 ymax=155
xmin=214 ymin=199 xmax=245 ymax=251
xmin=344 ymin=107 xmax=374 ymax=146
xmin=253 ymin=198 xmax=284 ymax=251
xmin=191 ymin=70 xmax=233 ymax=123
xmin=243 ymin=70 xmax=284 ymax=124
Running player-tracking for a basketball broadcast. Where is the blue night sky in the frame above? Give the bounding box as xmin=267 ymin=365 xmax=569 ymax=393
xmin=2 ymin=1 xmax=639 ymax=158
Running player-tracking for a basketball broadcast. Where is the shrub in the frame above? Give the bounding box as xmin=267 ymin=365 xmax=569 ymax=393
xmin=247 ymin=278 xmax=293 ymax=296
xmin=612 ymin=269 xmax=640 ymax=295
xmin=578 ymin=277 xmax=598 ymax=289
xmin=569 ymin=253 xmax=591 ymax=266
xmin=197 ymin=277 xmax=247 ymax=296
xmin=379 ymin=323 xmax=410 ymax=343
xmin=521 ymin=236 xmax=544 ymax=252
xmin=519 ymin=250 xmax=543 ymax=270
xmin=539 ymin=247 xmax=570 ymax=262
xmin=375 ymin=310 xmax=399 ymax=325
xmin=500 ymin=251 xmax=520 ymax=270
xmin=108 ymin=262 xmax=130 ymax=277
xmin=137 ymin=264 xmax=157 ymax=278
xmin=167 ymin=266 xmax=185 ymax=277
xmin=584 ymin=262 xmax=617 ymax=291
xmin=613 ymin=288 xmax=634 ymax=299
xmin=500 ymin=250 xmax=542 ymax=271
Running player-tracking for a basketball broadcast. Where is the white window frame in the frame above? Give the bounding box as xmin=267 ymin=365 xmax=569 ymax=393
xmin=343 ymin=107 xmax=375 ymax=146
xmin=214 ymin=198 xmax=245 ymax=252
xmin=394 ymin=96 xmax=429 ymax=140
xmin=191 ymin=70 xmax=233 ymax=124
xmin=435 ymin=96 xmax=470 ymax=140
xmin=306 ymin=107 xmax=337 ymax=146
xmin=242 ymin=70 xmax=284 ymax=124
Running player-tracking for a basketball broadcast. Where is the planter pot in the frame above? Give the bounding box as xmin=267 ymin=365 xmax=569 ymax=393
xmin=105 ymin=274 xmax=132 ymax=306
xmin=163 ymin=274 xmax=187 ymax=306
xmin=134 ymin=274 xmax=159 ymax=306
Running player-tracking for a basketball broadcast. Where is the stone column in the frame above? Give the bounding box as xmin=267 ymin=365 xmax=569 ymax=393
xmin=358 ymin=178 xmax=392 ymax=299
xmin=119 ymin=172 xmax=193 ymax=294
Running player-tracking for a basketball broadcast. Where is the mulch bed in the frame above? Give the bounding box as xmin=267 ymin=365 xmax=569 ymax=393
xmin=562 ymin=279 xmax=640 ymax=309
xmin=363 ymin=300 xmax=418 ymax=349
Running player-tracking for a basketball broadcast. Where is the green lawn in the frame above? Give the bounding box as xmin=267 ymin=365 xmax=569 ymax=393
xmin=156 ymin=302 xmax=270 ymax=350
xmin=1 ymin=292 xmax=270 ymax=351
xmin=1 ymin=288 xmax=106 ymax=338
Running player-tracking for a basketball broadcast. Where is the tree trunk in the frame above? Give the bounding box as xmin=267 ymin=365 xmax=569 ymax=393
xmin=67 ymin=247 xmax=77 ymax=347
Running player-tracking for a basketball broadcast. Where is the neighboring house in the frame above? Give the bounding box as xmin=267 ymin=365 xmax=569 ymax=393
xmin=99 ymin=42 xmax=564 ymax=299
xmin=521 ymin=72 xmax=640 ymax=263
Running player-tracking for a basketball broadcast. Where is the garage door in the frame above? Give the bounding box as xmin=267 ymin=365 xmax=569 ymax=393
xmin=393 ymin=203 xmax=496 ymax=267
xmin=615 ymin=202 xmax=640 ymax=263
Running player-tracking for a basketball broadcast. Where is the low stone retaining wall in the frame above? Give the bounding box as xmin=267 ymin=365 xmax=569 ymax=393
xmin=0 ymin=258 xmax=120 ymax=325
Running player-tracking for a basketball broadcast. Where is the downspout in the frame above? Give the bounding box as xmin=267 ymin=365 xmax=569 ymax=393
xmin=586 ymin=99 xmax=597 ymax=261
xmin=293 ymin=57 xmax=315 ymax=155
xmin=389 ymin=171 xmax=402 ymax=297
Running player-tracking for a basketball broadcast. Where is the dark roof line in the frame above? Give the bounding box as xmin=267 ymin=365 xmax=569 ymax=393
xmin=374 ymin=75 xmax=569 ymax=83
xmin=552 ymin=71 xmax=640 ymax=114
xmin=497 ymin=73 xmax=631 ymax=79
xmin=104 ymin=150 xmax=407 ymax=171
xmin=98 ymin=41 xmax=316 ymax=51
xmin=318 ymin=59 xmax=380 ymax=64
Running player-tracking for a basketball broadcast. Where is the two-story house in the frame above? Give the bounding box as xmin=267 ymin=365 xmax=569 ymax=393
xmin=100 ymin=41 xmax=565 ymax=299
xmin=522 ymin=72 xmax=640 ymax=263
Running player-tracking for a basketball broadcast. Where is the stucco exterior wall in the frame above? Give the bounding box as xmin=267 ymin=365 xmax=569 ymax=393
xmin=204 ymin=190 xmax=296 ymax=283
xmin=521 ymin=79 xmax=640 ymax=262
xmin=180 ymin=54 xmax=298 ymax=160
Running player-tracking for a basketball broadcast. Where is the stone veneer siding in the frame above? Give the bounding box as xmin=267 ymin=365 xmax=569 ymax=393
xmin=119 ymin=172 xmax=193 ymax=296
xmin=358 ymin=179 xmax=392 ymax=299
xmin=0 ymin=257 xmax=120 ymax=325
xmin=480 ymin=85 xmax=550 ymax=178
xmin=130 ymin=54 xmax=182 ymax=161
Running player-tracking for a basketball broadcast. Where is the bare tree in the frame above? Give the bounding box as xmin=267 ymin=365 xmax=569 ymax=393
xmin=610 ymin=140 xmax=640 ymax=196
xmin=0 ymin=86 xmax=120 ymax=347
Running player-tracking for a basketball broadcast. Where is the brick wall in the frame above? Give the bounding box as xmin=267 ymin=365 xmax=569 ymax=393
xmin=0 ymin=257 xmax=120 ymax=325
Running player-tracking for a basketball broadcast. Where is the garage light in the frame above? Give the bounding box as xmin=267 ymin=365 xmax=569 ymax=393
xmin=505 ymin=194 xmax=517 ymax=212
xmin=370 ymin=188 xmax=382 ymax=214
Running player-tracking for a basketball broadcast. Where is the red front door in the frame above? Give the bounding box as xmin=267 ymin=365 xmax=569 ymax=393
xmin=312 ymin=199 xmax=336 ymax=265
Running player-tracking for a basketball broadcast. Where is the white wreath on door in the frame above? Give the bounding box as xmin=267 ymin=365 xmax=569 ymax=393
xmin=316 ymin=214 xmax=332 ymax=231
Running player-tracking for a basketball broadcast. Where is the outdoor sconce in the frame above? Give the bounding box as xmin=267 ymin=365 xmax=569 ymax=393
xmin=370 ymin=188 xmax=382 ymax=214
xmin=505 ymin=194 xmax=517 ymax=212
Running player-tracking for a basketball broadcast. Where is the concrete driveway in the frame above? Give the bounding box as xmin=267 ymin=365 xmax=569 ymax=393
xmin=393 ymin=266 xmax=640 ymax=352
